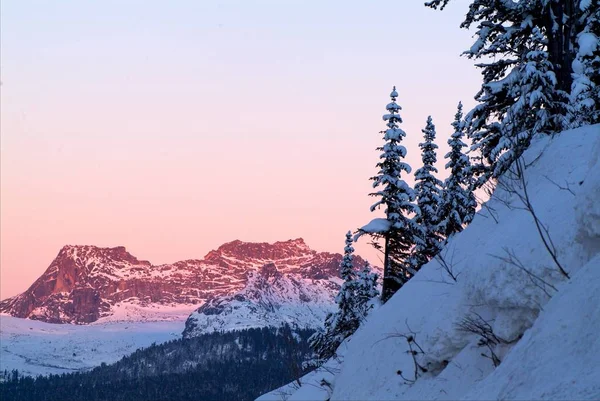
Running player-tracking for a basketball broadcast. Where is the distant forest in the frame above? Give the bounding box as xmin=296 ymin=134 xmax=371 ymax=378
xmin=0 ymin=325 xmax=316 ymax=401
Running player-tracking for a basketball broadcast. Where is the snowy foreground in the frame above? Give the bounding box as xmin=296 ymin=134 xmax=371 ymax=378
xmin=259 ymin=125 xmax=600 ymax=401
xmin=0 ymin=315 xmax=183 ymax=377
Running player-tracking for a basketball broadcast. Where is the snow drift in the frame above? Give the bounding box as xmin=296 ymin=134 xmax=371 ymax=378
xmin=258 ymin=124 xmax=600 ymax=401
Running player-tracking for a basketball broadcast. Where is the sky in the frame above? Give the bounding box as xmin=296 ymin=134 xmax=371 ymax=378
xmin=0 ymin=0 xmax=481 ymax=299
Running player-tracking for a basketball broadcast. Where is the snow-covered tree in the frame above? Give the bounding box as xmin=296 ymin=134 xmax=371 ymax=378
xmin=309 ymin=233 xmax=379 ymax=360
xmin=571 ymin=3 xmax=600 ymax=125
xmin=411 ymin=116 xmax=444 ymax=270
xmin=340 ymin=231 xmax=355 ymax=282
xmin=425 ymin=0 xmax=599 ymax=187
xmin=437 ymin=103 xmax=477 ymax=238
xmin=354 ymin=262 xmax=380 ymax=318
xmin=359 ymin=86 xmax=424 ymax=302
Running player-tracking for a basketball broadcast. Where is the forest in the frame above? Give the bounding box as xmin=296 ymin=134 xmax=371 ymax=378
xmin=0 ymin=325 xmax=316 ymax=401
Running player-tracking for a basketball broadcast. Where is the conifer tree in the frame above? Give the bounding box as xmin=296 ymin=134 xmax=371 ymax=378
xmin=425 ymin=0 xmax=599 ymax=187
xmin=340 ymin=231 xmax=355 ymax=282
xmin=362 ymin=86 xmax=424 ymax=302
xmin=354 ymin=262 xmax=379 ymax=318
xmin=437 ymin=103 xmax=477 ymax=238
xmin=571 ymin=3 xmax=600 ymax=125
xmin=411 ymin=116 xmax=444 ymax=270
xmin=309 ymin=233 xmax=379 ymax=360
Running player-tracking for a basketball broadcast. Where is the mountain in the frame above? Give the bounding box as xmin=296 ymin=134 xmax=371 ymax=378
xmin=182 ymin=262 xmax=339 ymax=338
xmin=0 ymin=239 xmax=367 ymax=325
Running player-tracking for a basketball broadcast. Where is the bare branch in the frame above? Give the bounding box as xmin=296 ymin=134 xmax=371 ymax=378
xmin=489 ymin=247 xmax=558 ymax=298
xmin=379 ymin=320 xmax=427 ymax=384
xmin=543 ymin=175 xmax=576 ymax=196
xmin=514 ymin=158 xmax=570 ymax=279
xmin=455 ymin=313 xmax=520 ymax=368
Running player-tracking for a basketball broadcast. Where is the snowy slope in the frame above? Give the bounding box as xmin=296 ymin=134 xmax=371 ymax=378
xmin=463 ymin=253 xmax=600 ymax=400
xmin=0 ymin=316 xmax=182 ymax=377
xmin=258 ymin=124 xmax=600 ymax=401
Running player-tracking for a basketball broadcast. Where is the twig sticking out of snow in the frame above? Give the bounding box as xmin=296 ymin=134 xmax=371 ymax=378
xmin=456 ymin=313 xmax=521 ymax=368
xmin=378 ymin=320 xmax=428 ymax=385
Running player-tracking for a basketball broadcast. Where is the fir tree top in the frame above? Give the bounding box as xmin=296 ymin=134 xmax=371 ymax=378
xmin=445 ymin=102 xmax=470 ymax=181
xmin=414 ymin=116 xmax=443 ymax=225
xmin=370 ymin=86 xmax=418 ymax=223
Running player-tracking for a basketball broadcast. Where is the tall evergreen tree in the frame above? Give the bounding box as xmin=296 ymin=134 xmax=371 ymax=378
xmin=365 ymin=86 xmax=424 ymax=302
xmin=411 ymin=116 xmax=444 ymax=270
xmin=425 ymin=0 xmax=600 ymax=187
xmin=437 ymin=103 xmax=477 ymax=238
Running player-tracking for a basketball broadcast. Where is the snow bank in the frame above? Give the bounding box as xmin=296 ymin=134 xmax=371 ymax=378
xmin=464 ymin=253 xmax=600 ymax=400
xmin=259 ymin=124 xmax=600 ymax=401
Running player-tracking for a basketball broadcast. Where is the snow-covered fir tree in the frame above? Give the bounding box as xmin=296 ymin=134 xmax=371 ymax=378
xmin=359 ymin=86 xmax=424 ymax=302
xmin=437 ymin=102 xmax=477 ymax=238
xmin=426 ymin=0 xmax=600 ymax=187
xmin=340 ymin=231 xmax=355 ymax=282
xmin=309 ymin=233 xmax=378 ymax=360
xmin=490 ymin=26 xmax=572 ymax=176
xmin=571 ymin=3 xmax=600 ymax=125
xmin=354 ymin=261 xmax=379 ymax=318
xmin=411 ymin=116 xmax=444 ymax=271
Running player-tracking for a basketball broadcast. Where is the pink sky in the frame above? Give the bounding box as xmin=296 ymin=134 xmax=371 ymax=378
xmin=0 ymin=0 xmax=480 ymax=299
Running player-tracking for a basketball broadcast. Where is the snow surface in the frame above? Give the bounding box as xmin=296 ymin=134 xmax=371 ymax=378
xmin=258 ymin=124 xmax=600 ymax=401
xmin=95 ymin=302 xmax=200 ymax=323
xmin=0 ymin=316 xmax=182 ymax=377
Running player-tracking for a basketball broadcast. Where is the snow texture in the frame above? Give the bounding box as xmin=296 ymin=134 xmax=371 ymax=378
xmin=0 ymin=316 xmax=181 ymax=377
xmin=258 ymin=124 xmax=600 ymax=401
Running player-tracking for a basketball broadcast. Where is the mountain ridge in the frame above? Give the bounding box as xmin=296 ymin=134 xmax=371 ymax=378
xmin=0 ymin=239 xmax=368 ymax=325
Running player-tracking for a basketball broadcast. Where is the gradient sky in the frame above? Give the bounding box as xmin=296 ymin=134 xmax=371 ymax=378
xmin=0 ymin=0 xmax=481 ymax=299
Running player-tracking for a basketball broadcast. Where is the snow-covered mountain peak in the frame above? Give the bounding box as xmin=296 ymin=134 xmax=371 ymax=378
xmin=182 ymin=260 xmax=341 ymax=338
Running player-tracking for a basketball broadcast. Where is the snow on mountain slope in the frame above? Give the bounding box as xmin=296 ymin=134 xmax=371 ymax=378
xmin=182 ymin=262 xmax=340 ymax=337
xmin=0 ymin=316 xmax=182 ymax=377
xmin=0 ymin=238 xmax=365 ymax=324
xmin=258 ymin=124 xmax=600 ymax=401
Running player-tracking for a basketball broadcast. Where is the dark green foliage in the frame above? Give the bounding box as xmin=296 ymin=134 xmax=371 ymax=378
xmin=0 ymin=326 xmax=316 ymax=401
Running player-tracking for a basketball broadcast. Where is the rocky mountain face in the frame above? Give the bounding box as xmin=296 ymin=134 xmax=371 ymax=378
xmin=0 ymin=239 xmax=367 ymax=325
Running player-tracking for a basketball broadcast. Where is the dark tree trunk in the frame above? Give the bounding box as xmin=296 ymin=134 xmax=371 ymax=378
xmin=546 ymin=0 xmax=575 ymax=94
xmin=381 ymin=234 xmax=393 ymax=302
